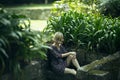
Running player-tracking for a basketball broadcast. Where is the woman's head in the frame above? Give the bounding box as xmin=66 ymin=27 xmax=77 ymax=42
xmin=53 ymin=32 xmax=64 ymax=44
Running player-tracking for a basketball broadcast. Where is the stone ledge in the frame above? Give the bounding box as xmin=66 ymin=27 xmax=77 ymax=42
xmin=88 ymin=70 xmax=110 ymax=80
xmin=77 ymin=51 xmax=120 ymax=80
xmin=88 ymin=70 xmax=109 ymax=76
xmin=77 ymin=69 xmax=109 ymax=80
xmin=83 ymin=51 xmax=120 ymax=71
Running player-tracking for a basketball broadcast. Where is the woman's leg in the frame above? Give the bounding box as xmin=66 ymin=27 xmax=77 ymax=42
xmin=64 ymin=68 xmax=76 ymax=75
xmin=66 ymin=54 xmax=80 ymax=70
xmin=66 ymin=55 xmax=74 ymax=66
xmin=72 ymin=56 xmax=81 ymax=70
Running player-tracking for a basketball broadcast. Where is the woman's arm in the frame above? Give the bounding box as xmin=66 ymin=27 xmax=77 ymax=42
xmin=61 ymin=52 xmax=76 ymax=58
xmin=61 ymin=52 xmax=70 ymax=57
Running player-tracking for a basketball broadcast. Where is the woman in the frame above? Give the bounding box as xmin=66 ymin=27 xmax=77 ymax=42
xmin=48 ymin=32 xmax=81 ymax=76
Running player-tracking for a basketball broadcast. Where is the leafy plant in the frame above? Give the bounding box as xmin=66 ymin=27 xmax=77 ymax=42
xmin=0 ymin=9 xmax=48 ymax=79
xmin=44 ymin=10 xmax=120 ymax=54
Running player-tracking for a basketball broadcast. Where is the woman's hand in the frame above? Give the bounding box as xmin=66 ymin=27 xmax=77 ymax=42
xmin=69 ymin=52 xmax=76 ymax=59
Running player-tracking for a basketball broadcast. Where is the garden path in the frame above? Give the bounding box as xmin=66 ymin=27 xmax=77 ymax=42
xmin=30 ymin=20 xmax=47 ymax=31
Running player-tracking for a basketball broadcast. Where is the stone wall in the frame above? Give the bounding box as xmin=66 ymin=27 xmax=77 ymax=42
xmin=5 ymin=8 xmax=51 ymax=20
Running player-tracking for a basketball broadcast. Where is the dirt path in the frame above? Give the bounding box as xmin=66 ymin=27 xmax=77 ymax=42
xmin=30 ymin=20 xmax=47 ymax=31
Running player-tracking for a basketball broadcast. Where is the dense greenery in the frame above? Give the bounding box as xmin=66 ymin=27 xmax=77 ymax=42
xmin=52 ymin=0 xmax=120 ymax=17
xmin=0 ymin=9 xmax=48 ymax=79
xmin=44 ymin=0 xmax=120 ymax=54
xmin=44 ymin=10 xmax=120 ymax=54
xmin=99 ymin=0 xmax=120 ymax=17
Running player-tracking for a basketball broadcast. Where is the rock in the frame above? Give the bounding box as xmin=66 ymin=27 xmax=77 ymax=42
xmin=77 ymin=68 xmax=109 ymax=80
xmin=118 ymin=68 xmax=120 ymax=80
xmin=83 ymin=51 xmax=120 ymax=71
xmin=22 ymin=60 xmax=75 ymax=80
xmin=88 ymin=70 xmax=110 ymax=80
xmin=76 ymin=51 xmax=120 ymax=80
xmin=23 ymin=61 xmax=46 ymax=80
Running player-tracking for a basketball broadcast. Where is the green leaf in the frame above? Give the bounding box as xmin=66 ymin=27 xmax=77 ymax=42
xmin=0 ymin=38 xmax=6 ymax=47
xmin=9 ymin=31 xmax=20 ymax=39
xmin=0 ymin=48 xmax=8 ymax=58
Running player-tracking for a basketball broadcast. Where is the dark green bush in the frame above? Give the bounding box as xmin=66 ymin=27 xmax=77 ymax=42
xmin=0 ymin=9 xmax=48 ymax=79
xmin=99 ymin=0 xmax=120 ymax=17
xmin=44 ymin=11 xmax=120 ymax=54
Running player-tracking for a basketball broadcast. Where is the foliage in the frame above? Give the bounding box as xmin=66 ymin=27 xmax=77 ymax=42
xmin=0 ymin=9 xmax=48 ymax=79
xmin=51 ymin=0 xmax=99 ymax=17
xmin=52 ymin=0 xmax=120 ymax=17
xmin=80 ymin=0 xmax=101 ymax=5
xmin=99 ymin=0 xmax=120 ymax=17
xmin=44 ymin=10 xmax=120 ymax=54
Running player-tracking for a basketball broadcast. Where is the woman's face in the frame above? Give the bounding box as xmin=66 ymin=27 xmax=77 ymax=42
xmin=56 ymin=37 xmax=64 ymax=45
xmin=54 ymin=32 xmax=64 ymax=45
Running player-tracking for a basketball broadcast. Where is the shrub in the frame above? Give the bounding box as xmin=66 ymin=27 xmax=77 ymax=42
xmin=0 ymin=9 xmax=48 ymax=79
xmin=99 ymin=0 xmax=120 ymax=17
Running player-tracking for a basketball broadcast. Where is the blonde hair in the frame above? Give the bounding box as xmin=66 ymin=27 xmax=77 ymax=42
xmin=53 ymin=32 xmax=63 ymax=42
